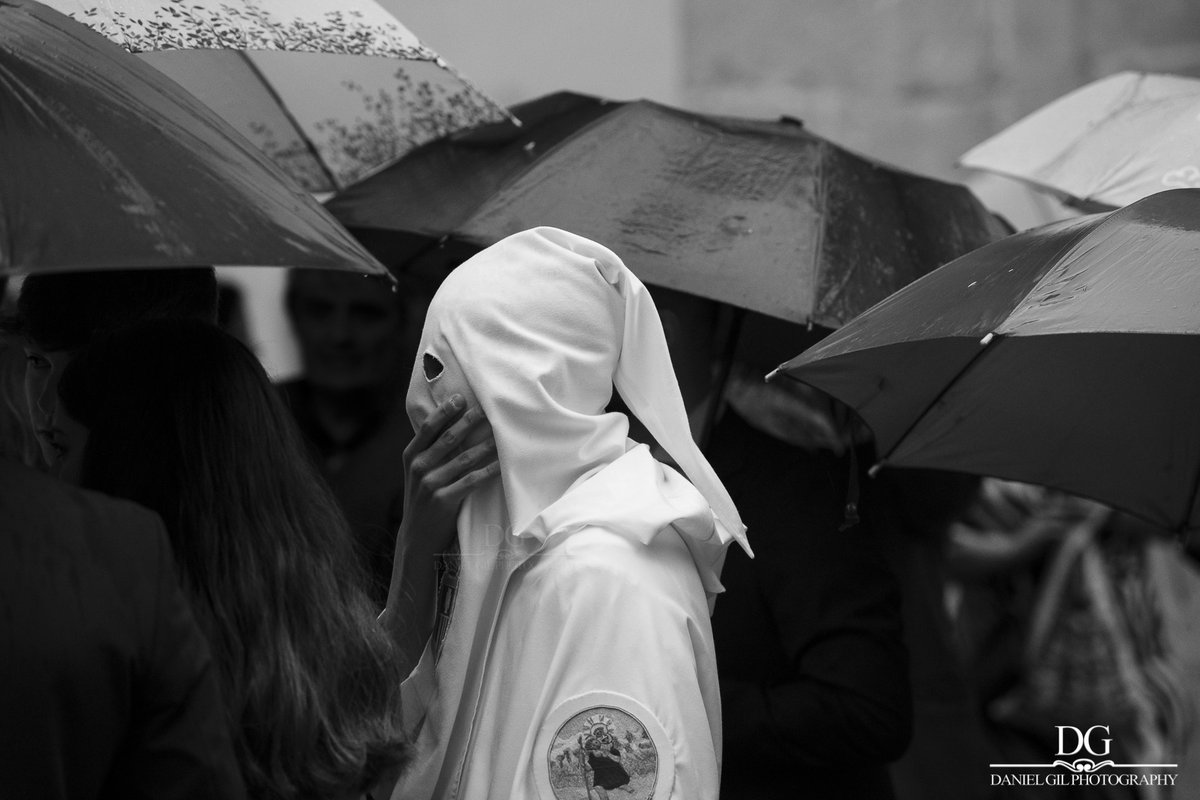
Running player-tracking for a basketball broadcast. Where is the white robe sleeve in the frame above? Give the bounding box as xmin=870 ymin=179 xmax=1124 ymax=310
xmin=463 ymin=523 xmax=723 ymax=800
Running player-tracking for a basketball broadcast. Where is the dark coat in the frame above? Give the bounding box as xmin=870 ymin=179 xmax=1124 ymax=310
xmin=708 ymin=409 xmax=912 ymax=799
xmin=0 ymin=458 xmax=245 ymax=800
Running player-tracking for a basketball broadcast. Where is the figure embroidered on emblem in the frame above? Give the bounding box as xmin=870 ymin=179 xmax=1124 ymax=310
xmin=535 ymin=693 xmax=674 ymax=800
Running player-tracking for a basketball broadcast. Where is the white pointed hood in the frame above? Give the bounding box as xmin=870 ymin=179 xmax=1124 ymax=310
xmin=406 ymin=226 xmax=750 ymax=590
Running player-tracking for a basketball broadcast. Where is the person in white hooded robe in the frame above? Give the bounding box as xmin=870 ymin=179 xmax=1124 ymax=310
xmin=385 ymin=226 xmax=752 ymax=800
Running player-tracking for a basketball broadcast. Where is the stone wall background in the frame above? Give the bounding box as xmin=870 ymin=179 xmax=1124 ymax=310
xmin=678 ymin=1 xmax=1200 ymax=227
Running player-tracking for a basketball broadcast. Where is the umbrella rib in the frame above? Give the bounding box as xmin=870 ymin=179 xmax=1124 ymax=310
xmin=237 ymin=51 xmax=340 ymax=192
xmin=873 ymin=331 xmax=1000 ymax=470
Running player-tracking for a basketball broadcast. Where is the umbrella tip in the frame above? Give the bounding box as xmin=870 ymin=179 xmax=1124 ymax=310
xmin=764 ymin=366 xmax=782 ymax=382
xmin=867 ymin=460 xmax=885 ymax=478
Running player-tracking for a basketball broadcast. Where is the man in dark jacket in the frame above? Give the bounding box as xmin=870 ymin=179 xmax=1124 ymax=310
xmin=707 ymin=400 xmax=913 ymax=799
xmin=647 ymin=298 xmax=912 ymax=799
xmin=0 ymin=457 xmax=246 ymax=799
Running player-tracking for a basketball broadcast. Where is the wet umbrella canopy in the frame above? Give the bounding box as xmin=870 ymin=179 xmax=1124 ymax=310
xmin=41 ymin=0 xmax=513 ymax=193
xmin=772 ymin=189 xmax=1200 ymax=533
xmin=325 ymin=91 xmax=616 ymax=290
xmin=327 ymin=92 xmax=1006 ymax=327
xmin=0 ymin=0 xmax=388 ymax=275
xmin=959 ymin=71 xmax=1200 ymax=212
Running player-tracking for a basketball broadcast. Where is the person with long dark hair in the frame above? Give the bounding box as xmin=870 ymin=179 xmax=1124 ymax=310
xmin=53 ymin=318 xmax=416 ymax=799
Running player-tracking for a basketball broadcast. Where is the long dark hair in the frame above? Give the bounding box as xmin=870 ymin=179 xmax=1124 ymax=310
xmin=58 ymin=319 xmax=407 ymax=798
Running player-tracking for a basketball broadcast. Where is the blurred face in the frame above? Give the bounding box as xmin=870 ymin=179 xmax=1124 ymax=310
xmin=287 ymin=272 xmax=407 ymax=392
xmin=22 ymin=341 xmax=73 ymax=469
xmin=48 ymin=401 xmax=89 ymax=484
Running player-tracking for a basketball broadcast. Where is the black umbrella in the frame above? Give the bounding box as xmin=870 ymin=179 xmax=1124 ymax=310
xmin=0 ymin=0 xmax=387 ymax=277
xmin=771 ymin=189 xmax=1200 ymax=533
xmin=326 ymin=90 xmax=1006 ymax=327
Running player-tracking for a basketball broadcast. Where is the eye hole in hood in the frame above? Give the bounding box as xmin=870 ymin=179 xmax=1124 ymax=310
xmin=423 ymin=352 xmax=445 ymax=381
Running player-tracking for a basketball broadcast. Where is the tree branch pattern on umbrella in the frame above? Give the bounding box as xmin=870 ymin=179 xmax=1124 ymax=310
xmin=249 ymin=65 xmax=507 ymax=191
xmin=46 ymin=0 xmax=514 ymax=192
xmin=1 ymin=0 xmax=390 ymax=275
xmin=78 ymin=0 xmax=436 ymax=58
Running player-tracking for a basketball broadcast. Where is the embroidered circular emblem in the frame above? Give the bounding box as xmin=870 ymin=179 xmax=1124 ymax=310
xmin=534 ymin=692 xmax=673 ymax=799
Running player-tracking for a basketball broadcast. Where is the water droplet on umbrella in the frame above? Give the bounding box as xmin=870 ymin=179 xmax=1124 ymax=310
xmin=719 ymin=215 xmax=752 ymax=236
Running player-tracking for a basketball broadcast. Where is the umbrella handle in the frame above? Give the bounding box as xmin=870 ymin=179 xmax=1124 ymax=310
xmin=701 ymin=305 xmax=746 ymax=449
xmin=838 ymin=444 xmax=861 ymax=531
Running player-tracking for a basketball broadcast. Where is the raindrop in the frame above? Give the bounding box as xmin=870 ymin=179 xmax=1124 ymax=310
xmin=718 ymin=215 xmax=753 ymax=236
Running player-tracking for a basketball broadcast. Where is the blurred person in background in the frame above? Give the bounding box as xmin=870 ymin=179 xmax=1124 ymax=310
xmin=0 ymin=279 xmax=39 ymax=466
xmin=54 ymin=319 xmax=414 ymax=800
xmin=949 ymin=481 xmax=1196 ymax=800
xmin=659 ymin=307 xmax=913 ymax=799
xmin=865 ymin=465 xmax=991 ymax=800
xmin=280 ymin=268 xmax=418 ymax=606
xmin=3 ymin=267 xmax=218 ymax=475
xmin=709 ymin=370 xmax=913 ymax=799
